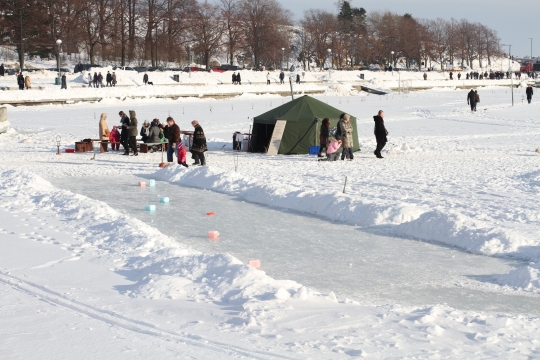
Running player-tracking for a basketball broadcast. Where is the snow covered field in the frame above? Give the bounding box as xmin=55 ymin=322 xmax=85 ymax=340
xmin=1 ymin=86 xmax=540 ymax=358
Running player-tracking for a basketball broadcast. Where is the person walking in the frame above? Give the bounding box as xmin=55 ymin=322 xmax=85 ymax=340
xmin=373 ymin=110 xmax=388 ymax=159
xmin=232 ymin=72 xmax=237 ymax=85
xmin=458 ymin=72 xmax=461 ymax=80
xmin=296 ymin=74 xmax=300 ymax=84
xmin=119 ymin=111 xmax=131 ymax=155
xmin=236 ymin=72 xmax=241 ymax=85
xmin=98 ymin=72 xmax=104 ymax=87
xmin=266 ymin=72 xmax=271 ymax=85
xmin=318 ymin=118 xmax=330 ymax=157
xmin=17 ymin=73 xmax=24 ymax=90
xmin=93 ymin=72 xmax=98 ymax=88
xmin=112 ymin=72 xmax=117 ymax=86
xmin=279 ymin=71 xmax=285 ymax=84
xmin=61 ymin=73 xmax=67 ymax=89
xmin=190 ymin=120 xmax=207 ymax=166
xmin=0 ymin=63 xmax=5 ymax=77
xmin=127 ymin=110 xmax=139 ymax=156
xmin=165 ymin=117 xmax=180 ymax=162
xmin=24 ymin=75 xmax=31 ymax=90
xmin=423 ymin=72 xmax=427 ymax=80
xmin=340 ymin=114 xmax=354 ymax=160
xmin=143 ymin=72 xmax=149 ymax=85
xmin=467 ymin=89 xmax=477 ymax=112
xmin=106 ymin=71 xmax=112 ymax=87
xmin=526 ymin=84 xmax=534 ymax=104
xmin=88 ymin=72 xmax=93 ymax=88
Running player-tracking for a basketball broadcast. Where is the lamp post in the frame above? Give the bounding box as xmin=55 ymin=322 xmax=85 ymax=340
xmin=281 ymin=47 xmax=285 ymax=71
xmin=327 ymin=48 xmax=332 ymax=80
xmin=188 ymin=45 xmax=192 ymax=78
xmin=501 ymin=44 xmax=513 ymax=106
xmin=527 ymin=38 xmax=533 ymax=68
xmin=391 ymin=51 xmax=394 ymax=76
xmin=56 ymin=39 xmax=62 ymax=85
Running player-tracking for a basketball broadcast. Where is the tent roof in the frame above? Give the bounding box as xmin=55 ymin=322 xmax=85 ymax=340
xmin=253 ymin=95 xmax=356 ymax=124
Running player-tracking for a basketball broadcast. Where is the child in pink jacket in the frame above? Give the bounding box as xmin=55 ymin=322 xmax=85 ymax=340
xmin=109 ymin=126 xmax=121 ymax=151
xmin=319 ymin=137 xmax=342 ymax=161
xmin=177 ymin=142 xmax=189 ymax=167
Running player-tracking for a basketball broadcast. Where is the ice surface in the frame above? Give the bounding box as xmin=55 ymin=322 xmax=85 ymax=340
xmin=51 ymin=175 xmax=539 ymax=315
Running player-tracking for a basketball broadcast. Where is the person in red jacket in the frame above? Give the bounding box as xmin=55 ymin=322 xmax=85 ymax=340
xmin=109 ymin=126 xmax=121 ymax=151
xmin=177 ymin=142 xmax=189 ymax=167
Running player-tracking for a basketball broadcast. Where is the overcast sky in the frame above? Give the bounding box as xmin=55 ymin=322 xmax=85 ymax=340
xmin=278 ymin=0 xmax=539 ymax=57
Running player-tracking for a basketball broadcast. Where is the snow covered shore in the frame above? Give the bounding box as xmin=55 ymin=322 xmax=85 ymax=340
xmin=1 ymin=88 xmax=540 ymax=357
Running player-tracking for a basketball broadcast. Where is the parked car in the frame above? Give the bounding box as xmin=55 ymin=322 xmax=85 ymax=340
xmin=215 ymin=64 xmax=240 ymax=71
xmin=112 ymin=66 xmax=136 ymax=71
xmin=74 ymin=64 xmax=101 ymax=73
xmin=182 ymin=67 xmax=206 ymax=72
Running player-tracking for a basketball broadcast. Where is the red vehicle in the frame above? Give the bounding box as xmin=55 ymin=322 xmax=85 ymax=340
xmin=520 ymin=62 xmax=533 ymax=72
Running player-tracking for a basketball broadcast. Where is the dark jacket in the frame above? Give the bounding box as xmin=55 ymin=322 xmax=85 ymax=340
xmin=191 ymin=124 xmax=207 ymax=153
xmin=374 ymin=115 xmax=388 ymax=142
xmin=106 ymin=73 xmax=112 ymax=82
xmin=166 ymin=123 xmax=180 ymax=144
xmin=120 ymin=115 xmax=130 ymax=138
xmin=140 ymin=125 xmax=150 ymax=141
xmin=467 ymin=90 xmax=476 ymax=104
xmin=0 ymin=65 xmax=4 ymax=76
xmin=526 ymin=87 xmax=533 ymax=98
xmin=128 ymin=110 xmax=138 ymax=137
xmin=237 ymin=73 xmax=241 ymax=82
xmin=61 ymin=75 xmax=67 ymax=87
xmin=143 ymin=74 xmax=148 ymax=83
xmin=320 ymin=120 xmax=329 ymax=137
xmin=148 ymin=123 xmax=161 ymax=143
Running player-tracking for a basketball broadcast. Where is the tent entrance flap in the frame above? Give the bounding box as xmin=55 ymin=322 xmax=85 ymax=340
xmin=267 ymin=120 xmax=287 ymax=155
xmin=251 ymin=123 xmax=275 ymax=153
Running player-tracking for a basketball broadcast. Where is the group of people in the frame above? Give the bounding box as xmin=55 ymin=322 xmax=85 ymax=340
xmin=318 ymin=111 xmax=388 ymax=161
xmin=110 ymin=111 xmax=207 ymax=166
xmin=89 ymin=71 xmax=117 ymax=88
xmin=232 ymin=72 xmax=242 ymax=85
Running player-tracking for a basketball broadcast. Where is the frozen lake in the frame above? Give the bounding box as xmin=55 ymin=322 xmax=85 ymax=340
xmin=51 ymin=175 xmax=538 ymax=315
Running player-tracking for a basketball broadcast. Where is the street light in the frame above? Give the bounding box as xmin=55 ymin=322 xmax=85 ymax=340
xmin=188 ymin=45 xmax=192 ymax=78
xmin=327 ymin=49 xmax=332 ymax=80
xmin=391 ymin=51 xmax=394 ymax=76
xmin=56 ymin=39 xmax=62 ymax=86
xmin=501 ymin=44 xmax=514 ymax=106
xmin=527 ymin=38 xmax=533 ymax=67
xmin=281 ymin=47 xmax=285 ymax=71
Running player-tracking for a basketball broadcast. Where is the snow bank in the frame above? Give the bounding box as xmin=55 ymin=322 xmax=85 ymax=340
xmin=494 ymin=263 xmax=540 ymax=292
xmin=156 ymin=165 xmax=540 ymax=262
xmin=0 ymin=168 xmax=333 ymax=311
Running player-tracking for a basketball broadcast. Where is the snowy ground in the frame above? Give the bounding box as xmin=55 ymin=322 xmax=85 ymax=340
xmin=1 ymin=87 xmax=540 ymax=358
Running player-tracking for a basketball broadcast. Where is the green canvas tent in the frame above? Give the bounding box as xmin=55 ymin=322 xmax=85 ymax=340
xmin=250 ymin=95 xmax=360 ymax=154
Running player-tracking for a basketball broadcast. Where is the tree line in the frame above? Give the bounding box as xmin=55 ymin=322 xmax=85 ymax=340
xmin=0 ymin=0 xmax=503 ymax=71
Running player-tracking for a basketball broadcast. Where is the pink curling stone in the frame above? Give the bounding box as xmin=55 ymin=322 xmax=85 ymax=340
xmin=207 ymin=231 xmax=220 ymax=239
xmin=247 ymin=259 xmax=260 ymax=269
xmin=138 ymin=181 xmax=147 ymax=187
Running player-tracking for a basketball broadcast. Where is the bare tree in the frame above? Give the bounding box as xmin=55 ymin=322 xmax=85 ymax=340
xmin=189 ymin=1 xmax=225 ymax=69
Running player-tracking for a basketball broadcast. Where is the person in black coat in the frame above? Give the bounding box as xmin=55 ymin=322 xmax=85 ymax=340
xmin=17 ymin=73 xmax=24 ymax=90
xmin=279 ymin=71 xmax=285 ymax=84
xmin=236 ymin=72 xmax=241 ymax=85
xmin=526 ymin=84 xmax=534 ymax=104
xmin=296 ymin=74 xmax=300 ymax=84
xmin=106 ymin=71 xmax=112 ymax=87
xmin=467 ymin=89 xmax=477 ymax=112
xmin=190 ymin=120 xmax=207 ymax=166
xmin=0 ymin=63 xmax=4 ymax=76
xmin=61 ymin=74 xmax=67 ymax=89
xmin=232 ymin=72 xmax=237 ymax=84
xmin=118 ymin=111 xmax=131 ymax=155
xmin=373 ymin=110 xmax=388 ymax=159
xmin=143 ymin=73 xmax=149 ymax=85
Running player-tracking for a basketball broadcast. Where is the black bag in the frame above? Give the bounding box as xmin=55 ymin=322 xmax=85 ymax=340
xmin=82 ymin=138 xmax=92 ymax=143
